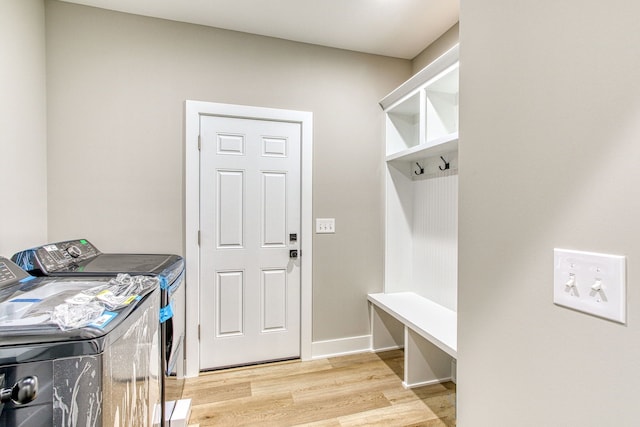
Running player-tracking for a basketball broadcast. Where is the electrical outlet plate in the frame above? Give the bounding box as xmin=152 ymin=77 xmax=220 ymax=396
xmin=316 ymin=218 xmax=335 ymax=234
xmin=553 ymin=248 xmax=626 ymax=324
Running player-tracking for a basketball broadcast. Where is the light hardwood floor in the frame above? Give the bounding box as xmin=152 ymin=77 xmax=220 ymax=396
xmin=183 ymin=350 xmax=456 ymax=426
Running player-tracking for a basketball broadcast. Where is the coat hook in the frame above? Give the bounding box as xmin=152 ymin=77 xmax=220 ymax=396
xmin=438 ymin=156 xmax=450 ymax=171
xmin=414 ymin=162 xmax=424 ymax=175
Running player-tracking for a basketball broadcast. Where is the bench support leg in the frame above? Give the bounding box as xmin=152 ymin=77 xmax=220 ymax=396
xmin=370 ymin=305 xmax=404 ymax=351
xmin=404 ymin=328 xmax=453 ymax=389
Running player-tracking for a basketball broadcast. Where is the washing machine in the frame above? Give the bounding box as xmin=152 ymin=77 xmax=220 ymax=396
xmin=0 ymin=256 xmax=161 ymax=426
xmin=12 ymin=239 xmax=187 ymax=426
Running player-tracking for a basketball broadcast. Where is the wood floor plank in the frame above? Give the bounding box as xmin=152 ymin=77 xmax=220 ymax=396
xmin=268 ymin=390 xmax=390 ymax=425
xmin=327 ymin=349 xmax=403 ymax=368
xmin=181 ymin=381 xmax=251 ymax=406
xmin=188 ymin=392 xmax=295 ymax=426
xmin=191 ymin=358 xmax=333 ymax=388
xmin=383 ymin=382 xmax=456 ymax=406
xmin=292 ymin=419 xmax=342 ymax=427
xmin=190 ymin=390 xmax=390 ymax=426
xmin=383 ymin=383 xmax=456 ymax=426
xmin=182 ymin=350 xmax=456 ymax=426
xmin=337 ymin=400 xmax=443 ymax=427
xmin=252 ymin=359 xmax=400 ymax=401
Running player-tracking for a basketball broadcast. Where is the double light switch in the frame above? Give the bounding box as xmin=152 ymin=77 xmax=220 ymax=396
xmin=553 ymin=248 xmax=626 ymax=324
xmin=316 ymin=218 xmax=335 ymax=234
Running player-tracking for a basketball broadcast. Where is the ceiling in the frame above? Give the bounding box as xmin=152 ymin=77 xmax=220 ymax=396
xmin=59 ymin=0 xmax=459 ymax=59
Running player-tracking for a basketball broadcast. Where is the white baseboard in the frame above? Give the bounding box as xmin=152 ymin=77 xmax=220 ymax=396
xmin=170 ymin=398 xmax=192 ymax=427
xmin=311 ymin=334 xmax=372 ymax=359
xmin=402 ymin=377 xmax=452 ymax=389
xmin=372 ymin=344 xmax=403 ymax=352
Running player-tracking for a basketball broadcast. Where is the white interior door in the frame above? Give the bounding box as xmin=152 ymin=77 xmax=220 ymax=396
xmin=199 ymin=115 xmax=301 ymax=370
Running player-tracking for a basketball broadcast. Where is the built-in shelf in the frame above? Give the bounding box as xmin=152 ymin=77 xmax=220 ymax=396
xmin=383 ymin=44 xmax=459 ymax=160
xmin=386 ymin=132 xmax=458 ymax=164
xmin=380 ymin=45 xmax=460 ymax=111
xmin=380 ymin=45 xmax=460 ymax=308
xmin=368 ymin=43 xmax=460 ymax=388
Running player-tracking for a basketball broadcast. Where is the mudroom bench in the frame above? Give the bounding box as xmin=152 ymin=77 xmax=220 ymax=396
xmin=368 ymin=292 xmax=457 ymax=388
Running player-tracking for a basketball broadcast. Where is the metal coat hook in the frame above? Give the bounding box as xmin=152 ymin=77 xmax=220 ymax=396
xmin=438 ymin=156 xmax=450 ymax=171
xmin=414 ymin=162 xmax=424 ymax=175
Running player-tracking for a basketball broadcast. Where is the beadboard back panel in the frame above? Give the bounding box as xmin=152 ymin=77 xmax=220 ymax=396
xmin=412 ymin=171 xmax=458 ymax=310
xmin=384 ymin=155 xmax=458 ymax=312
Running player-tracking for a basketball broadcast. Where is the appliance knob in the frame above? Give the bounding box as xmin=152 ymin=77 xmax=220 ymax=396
xmin=0 ymin=376 xmax=38 ymax=405
xmin=67 ymin=246 xmax=82 ymax=258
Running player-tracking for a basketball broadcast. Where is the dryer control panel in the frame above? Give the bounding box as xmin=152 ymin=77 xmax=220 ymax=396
xmin=12 ymin=239 xmax=101 ymax=274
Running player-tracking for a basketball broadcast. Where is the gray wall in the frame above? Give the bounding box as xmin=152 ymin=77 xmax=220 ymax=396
xmin=45 ymin=1 xmax=410 ymax=343
xmin=458 ymin=1 xmax=640 ymax=425
xmin=0 ymin=0 xmax=48 ymax=257
xmin=411 ymin=22 xmax=459 ymax=75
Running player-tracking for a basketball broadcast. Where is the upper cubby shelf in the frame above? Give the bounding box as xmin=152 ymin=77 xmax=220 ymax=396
xmin=386 ymin=132 xmax=458 ymax=164
xmin=381 ymin=44 xmax=459 ymax=162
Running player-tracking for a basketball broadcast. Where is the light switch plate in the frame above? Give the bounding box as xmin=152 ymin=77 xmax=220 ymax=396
xmin=553 ymin=248 xmax=626 ymax=324
xmin=316 ymin=218 xmax=335 ymax=234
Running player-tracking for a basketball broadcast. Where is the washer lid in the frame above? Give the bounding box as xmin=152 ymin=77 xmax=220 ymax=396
xmin=70 ymin=254 xmax=181 ymax=274
xmin=0 ymin=275 xmax=155 ymax=346
xmin=0 ymin=285 xmax=159 ymax=365
xmin=12 ymin=239 xmax=183 ymax=278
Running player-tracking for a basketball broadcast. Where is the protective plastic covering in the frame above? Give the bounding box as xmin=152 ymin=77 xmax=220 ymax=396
xmin=50 ymin=301 xmax=105 ymax=331
xmin=0 ymin=274 xmax=159 ymax=332
xmin=80 ymin=273 xmax=158 ymax=311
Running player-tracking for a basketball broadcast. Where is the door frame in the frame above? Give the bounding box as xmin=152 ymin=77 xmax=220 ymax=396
xmin=184 ymin=100 xmax=313 ymax=377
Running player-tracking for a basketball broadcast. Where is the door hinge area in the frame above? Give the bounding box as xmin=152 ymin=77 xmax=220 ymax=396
xmin=198 ymin=324 xmax=201 ymax=340
xmin=197 ymin=230 xmax=201 ymax=245
xmin=197 ymin=134 xmax=201 ymax=151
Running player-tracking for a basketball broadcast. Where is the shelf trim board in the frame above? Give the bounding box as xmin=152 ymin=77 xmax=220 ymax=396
xmin=368 ymin=292 xmax=457 ymax=359
xmin=379 ymin=44 xmax=460 ymax=111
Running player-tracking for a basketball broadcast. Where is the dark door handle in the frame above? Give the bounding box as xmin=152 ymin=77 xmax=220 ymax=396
xmin=289 ymin=250 xmax=298 ymax=259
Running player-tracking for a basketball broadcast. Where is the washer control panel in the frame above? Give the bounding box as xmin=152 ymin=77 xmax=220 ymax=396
xmin=0 ymin=257 xmax=30 ymax=287
xmin=12 ymin=239 xmax=101 ymax=274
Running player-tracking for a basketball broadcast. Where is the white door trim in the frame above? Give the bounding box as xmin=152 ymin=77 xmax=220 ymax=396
xmin=184 ymin=100 xmax=313 ymax=377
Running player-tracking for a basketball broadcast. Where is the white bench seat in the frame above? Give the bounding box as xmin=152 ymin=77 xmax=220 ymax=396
xmin=368 ymin=291 xmax=457 ymax=388
xmin=368 ymin=292 xmax=457 ymax=358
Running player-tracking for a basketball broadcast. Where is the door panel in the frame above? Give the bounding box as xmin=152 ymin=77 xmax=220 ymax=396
xmin=217 ymin=134 xmax=245 ymax=155
xmin=217 ymin=170 xmax=244 ymax=248
xmin=262 ymin=269 xmax=287 ymax=331
xmin=262 ymin=137 xmax=287 ymax=157
xmin=217 ymin=271 xmax=244 ymax=336
xmin=262 ymin=172 xmax=287 ymax=246
xmin=200 ymin=115 xmax=301 ymax=370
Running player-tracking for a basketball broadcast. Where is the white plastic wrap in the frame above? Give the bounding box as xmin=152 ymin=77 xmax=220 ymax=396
xmin=0 ymin=275 xmax=159 ymax=331
xmin=91 ymin=274 xmax=158 ymax=311
xmin=51 ymin=301 xmax=105 ymax=331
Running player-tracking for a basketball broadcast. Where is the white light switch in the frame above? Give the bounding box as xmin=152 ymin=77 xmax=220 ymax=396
xmin=316 ymin=218 xmax=335 ymax=234
xmin=553 ymin=248 xmax=626 ymax=324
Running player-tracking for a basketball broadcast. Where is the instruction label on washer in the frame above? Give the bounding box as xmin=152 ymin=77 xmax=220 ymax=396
xmin=90 ymin=311 xmax=117 ymax=329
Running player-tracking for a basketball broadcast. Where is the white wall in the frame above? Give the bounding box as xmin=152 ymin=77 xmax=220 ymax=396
xmin=0 ymin=0 xmax=48 ymax=257
xmin=45 ymin=1 xmax=410 ymax=344
xmin=458 ymin=1 xmax=640 ymax=425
